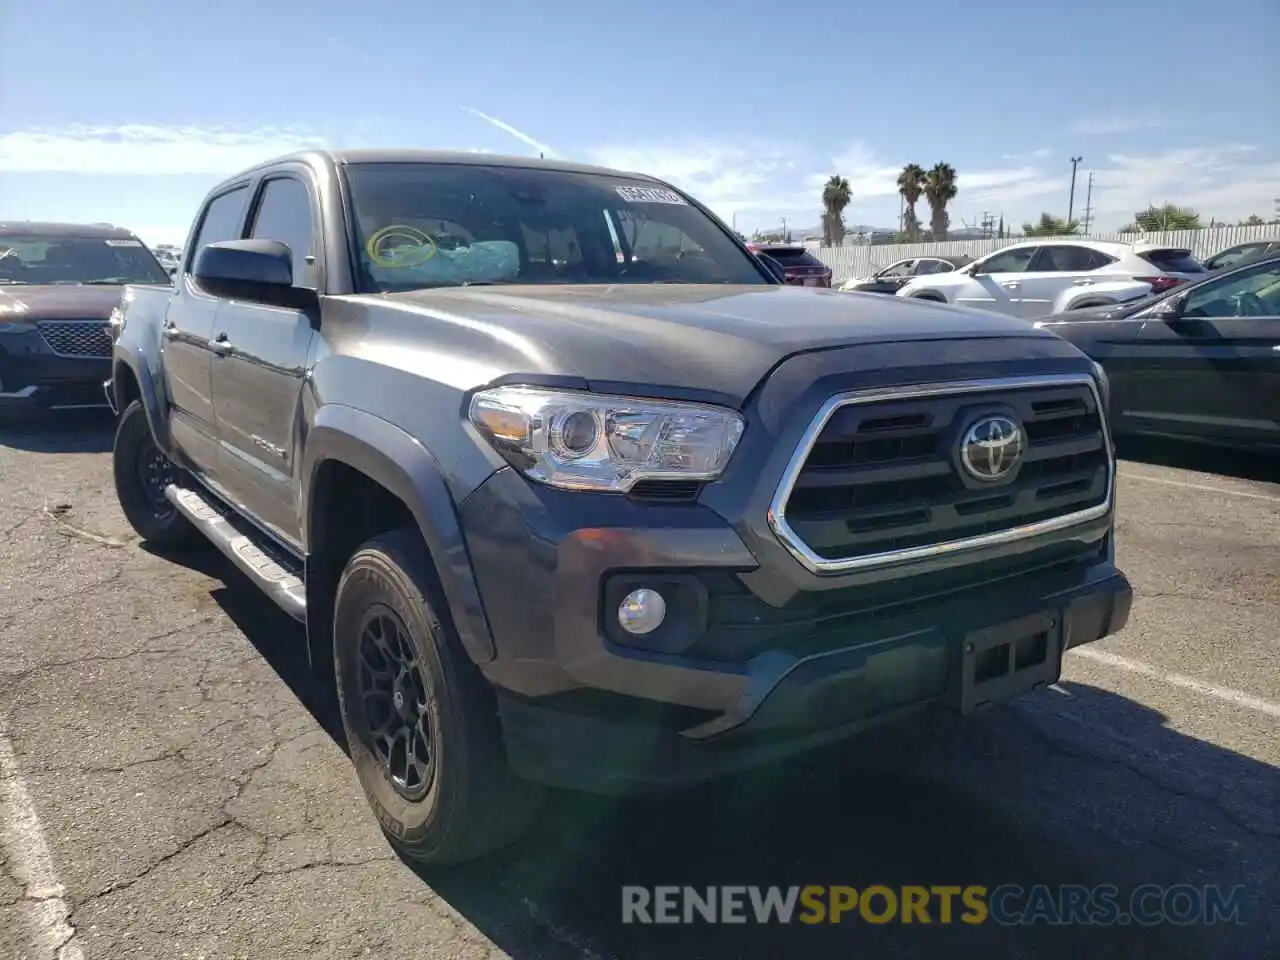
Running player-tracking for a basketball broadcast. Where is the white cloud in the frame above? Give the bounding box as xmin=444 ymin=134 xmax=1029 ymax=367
xmin=1068 ymin=116 xmax=1165 ymax=137
xmin=0 ymin=123 xmax=332 ymax=175
xmin=1088 ymin=145 xmax=1280 ymax=224
xmin=1001 ymin=148 xmax=1051 ymax=162
xmin=585 ymin=140 xmax=809 ymax=225
xmin=4 ymin=124 xmax=1275 ymax=239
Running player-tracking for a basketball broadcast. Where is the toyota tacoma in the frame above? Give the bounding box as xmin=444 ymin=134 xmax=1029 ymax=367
xmin=107 ymin=149 xmax=1133 ymax=865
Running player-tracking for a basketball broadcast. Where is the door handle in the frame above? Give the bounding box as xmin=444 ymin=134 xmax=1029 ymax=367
xmin=209 ymin=333 xmax=232 ymax=357
xmin=162 ymin=320 xmax=178 ymax=339
xmin=1072 ymin=279 xmax=1094 ymax=286
xmin=1001 ymin=281 xmax=1020 ymax=289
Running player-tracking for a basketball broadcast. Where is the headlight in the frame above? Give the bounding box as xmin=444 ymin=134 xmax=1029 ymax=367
xmin=468 ymin=385 xmax=745 ymax=492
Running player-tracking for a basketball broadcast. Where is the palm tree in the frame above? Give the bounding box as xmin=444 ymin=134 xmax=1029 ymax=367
xmin=821 ymin=175 xmax=852 ymax=247
xmin=1022 ymin=212 xmax=1080 ymax=237
xmin=896 ymin=164 xmax=925 ymax=241
xmin=924 ymin=163 xmax=958 ymax=242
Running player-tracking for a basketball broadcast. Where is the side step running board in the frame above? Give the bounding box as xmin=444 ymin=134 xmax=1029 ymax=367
xmin=165 ymin=484 xmax=307 ymax=622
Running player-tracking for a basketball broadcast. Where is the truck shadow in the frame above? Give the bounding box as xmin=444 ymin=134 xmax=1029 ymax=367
xmin=155 ymin=545 xmax=1276 ymax=960
xmin=0 ymin=411 xmax=115 ymax=453
xmin=415 ymin=681 xmax=1275 ymax=960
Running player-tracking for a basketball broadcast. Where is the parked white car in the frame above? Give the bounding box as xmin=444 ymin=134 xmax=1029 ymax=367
xmin=895 ymin=239 xmax=1207 ymax=318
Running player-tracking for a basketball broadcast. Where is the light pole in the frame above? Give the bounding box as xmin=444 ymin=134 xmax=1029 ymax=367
xmin=1067 ymin=157 xmax=1083 ymax=224
xmin=1082 ymin=172 xmax=1095 ymax=234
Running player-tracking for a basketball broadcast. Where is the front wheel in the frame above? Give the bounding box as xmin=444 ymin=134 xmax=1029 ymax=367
xmin=333 ymin=528 xmax=540 ymax=865
xmin=112 ymin=400 xmax=198 ymax=547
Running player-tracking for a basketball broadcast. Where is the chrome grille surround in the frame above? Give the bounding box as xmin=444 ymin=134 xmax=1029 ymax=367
xmin=768 ymin=373 xmax=1115 ymax=574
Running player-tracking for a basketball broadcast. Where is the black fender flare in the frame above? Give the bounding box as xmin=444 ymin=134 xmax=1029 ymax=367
xmin=300 ymin=403 xmax=496 ymax=664
xmin=112 ymin=344 xmax=173 ymax=453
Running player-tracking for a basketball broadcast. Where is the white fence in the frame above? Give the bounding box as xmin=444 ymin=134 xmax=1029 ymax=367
xmin=811 ymin=225 xmax=1280 ymax=283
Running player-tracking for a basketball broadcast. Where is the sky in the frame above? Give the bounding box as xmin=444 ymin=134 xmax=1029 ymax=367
xmin=2 ymin=0 xmax=1278 ymax=247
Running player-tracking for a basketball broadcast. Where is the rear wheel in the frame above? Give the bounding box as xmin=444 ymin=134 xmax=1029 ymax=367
xmin=112 ymin=400 xmax=198 ymax=547
xmin=333 ymin=528 xmax=540 ymax=865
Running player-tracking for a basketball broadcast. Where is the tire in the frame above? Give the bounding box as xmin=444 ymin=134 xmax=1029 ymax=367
xmin=333 ymin=528 xmax=540 ymax=865
xmin=112 ymin=400 xmax=199 ymax=547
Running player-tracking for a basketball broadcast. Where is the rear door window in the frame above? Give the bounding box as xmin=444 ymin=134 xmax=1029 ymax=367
xmin=1028 ymin=245 xmax=1110 ymax=272
xmin=1139 ymin=248 xmax=1207 ymax=274
xmin=978 ymin=246 xmax=1037 ymax=274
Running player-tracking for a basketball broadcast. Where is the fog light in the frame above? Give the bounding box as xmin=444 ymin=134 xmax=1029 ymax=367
xmin=618 ymin=588 xmax=666 ymax=636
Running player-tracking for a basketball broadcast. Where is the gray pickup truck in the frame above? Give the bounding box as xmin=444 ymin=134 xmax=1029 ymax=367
xmin=108 ymin=149 xmax=1132 ymax=865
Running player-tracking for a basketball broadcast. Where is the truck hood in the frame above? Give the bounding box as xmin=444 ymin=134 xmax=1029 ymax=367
xmin=0 ymin=284 xmax=125 ymax=320
xmin=365 ymin=283 xmax=1072 ymax=406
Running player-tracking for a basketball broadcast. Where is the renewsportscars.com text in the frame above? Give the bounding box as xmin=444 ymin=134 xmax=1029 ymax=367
xmin=621 ymin=884 xmax=1245 ymax=926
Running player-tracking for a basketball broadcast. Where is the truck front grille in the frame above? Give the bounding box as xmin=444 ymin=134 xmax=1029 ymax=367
xmin=36 ymin=320 xmax=113 ymax=359
xmin=771 ymin=375 xmax=1113 ymax=572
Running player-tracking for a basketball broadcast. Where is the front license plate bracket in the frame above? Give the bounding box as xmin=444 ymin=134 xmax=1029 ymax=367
xmin=952 ymin=610 xmax=1063 ymax=714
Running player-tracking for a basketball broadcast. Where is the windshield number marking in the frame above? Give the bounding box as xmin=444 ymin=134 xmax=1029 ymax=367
xmin=615 ymin=186 xmax=688 ymax=206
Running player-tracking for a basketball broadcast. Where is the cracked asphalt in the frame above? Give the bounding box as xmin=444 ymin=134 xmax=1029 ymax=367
xmin=1 ymin=415 xmax=1276 ymax=960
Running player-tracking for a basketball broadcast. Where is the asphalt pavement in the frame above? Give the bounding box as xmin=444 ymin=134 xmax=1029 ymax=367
xmin=0 ymin=415 xmax=1276 ymax=960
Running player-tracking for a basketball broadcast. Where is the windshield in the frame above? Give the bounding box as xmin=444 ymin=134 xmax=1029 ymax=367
xmin=342 ymin=162 xmax=770 ymax=293
xmin=0 ymin=235 xmax=171 ymax=285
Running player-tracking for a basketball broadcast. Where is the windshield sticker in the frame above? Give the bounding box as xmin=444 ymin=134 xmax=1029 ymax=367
xmin=365 ymin=225 xmax=438 ymax=268
xmin=105 ymin=239 xmax=144 ymax=247
xmin=615 ymin=186 xmax=688 ymax=206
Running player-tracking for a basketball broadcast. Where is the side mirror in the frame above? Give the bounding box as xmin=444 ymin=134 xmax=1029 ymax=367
xmin=194 ymin=239 xmax=294 ymax=292
xmin=1150 ymin=294 xmax=1186 ymax=321
xmin=757 ymin=253 xmax=787 ymax=284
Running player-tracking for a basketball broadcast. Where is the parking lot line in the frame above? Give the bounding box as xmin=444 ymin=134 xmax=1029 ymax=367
xmin=1071 ymin=648 xmax=1280 ymax=720
xmin=0 ymin=730 xmax=84 ymax=960
xmin=1119 ymin=470 xmax=1280 ymax=503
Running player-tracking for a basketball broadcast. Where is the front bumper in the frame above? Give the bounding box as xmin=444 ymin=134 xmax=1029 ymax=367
xmin=0 ymin=324 xmax=112 ymax=411
xmin=460 ymin=350 xmax=1128 ymax=794
xmin=494 ymin=561 xmax=1129 ymax=795
xmin=462 ymin=469 xmax=1129 ymax=795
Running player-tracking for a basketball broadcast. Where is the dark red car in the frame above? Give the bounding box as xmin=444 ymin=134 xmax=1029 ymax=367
xmin=747 ymin=243 xmax=833 ymax=288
